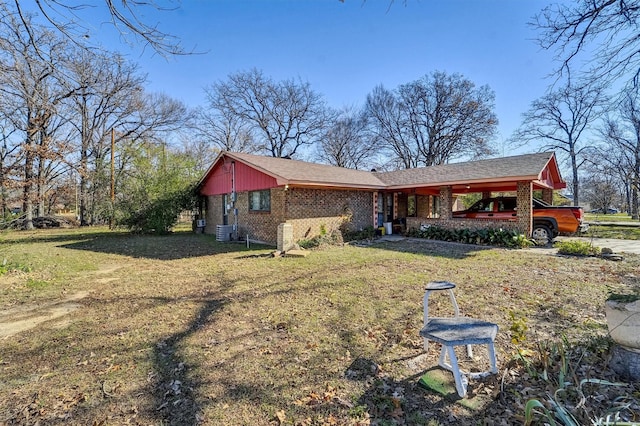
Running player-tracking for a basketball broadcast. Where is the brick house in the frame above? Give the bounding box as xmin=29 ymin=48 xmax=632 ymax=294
xmin=196 ymin=151 xmax=566 ymax=247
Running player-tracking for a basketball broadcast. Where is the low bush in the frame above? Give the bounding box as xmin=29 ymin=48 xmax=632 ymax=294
xmin=297 ymin=230 xmax=343 ymax=249
xmin=407 ymin=225 xmax=533 ymax=248
xmin=342 ymin=226 xmax=376 ymax=242
xmin=554 ymin=240 xmax=600 ymax=256
xmin=0 ymin=258 xmax=32 ymax=276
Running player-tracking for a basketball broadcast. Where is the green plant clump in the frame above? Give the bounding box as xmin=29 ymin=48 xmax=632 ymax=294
xmin=407 ymin=225 xmax=532 ymax=248
xmin=554 ymin=240 xmax=600 ymax=256
xmin=0 ymin=258 xmax=32 ymax=276
xmin=522 ymin=338 xmax=631 ymax=426
xmin=508 ymin=310 xmax=528 ymax=344
xmin=297 ymin=228 xmax=343 ymax=249
xmin=606 ymin=292 xmax=640 ymax=303
xmin=342 ymin=226 xmax=375 ymax=242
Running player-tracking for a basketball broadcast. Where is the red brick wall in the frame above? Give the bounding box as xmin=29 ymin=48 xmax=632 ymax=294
xmin=285 ymin=188 xmax=373 ymax=242
xmin=204 ymin=195 xmax=224 ymax=235
xmin=205 ymin=187 xmax=373 ymax=245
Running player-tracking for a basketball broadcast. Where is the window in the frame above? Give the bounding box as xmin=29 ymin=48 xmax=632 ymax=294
xmin=431 ymin=195 xmax=440 ymax=218
xmin=407 ymin=195 xmax=417 ymax=217
xmin=249 ymin=190 xmax=270 ymax=212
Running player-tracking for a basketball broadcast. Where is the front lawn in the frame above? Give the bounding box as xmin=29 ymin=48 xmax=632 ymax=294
xmin=582 ymin=224 xmax=640 ymax=240
xmin=1 ymin=228 xmax=638 ymax=425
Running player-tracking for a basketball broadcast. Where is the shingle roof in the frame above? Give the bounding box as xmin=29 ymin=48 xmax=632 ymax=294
xmin=375 ymin=152 xmax=557 ymax=188
xmin=223 ymin=152 xmax=387 ymax=188
xmin=199 ymin=151 xmax=563 ymax=191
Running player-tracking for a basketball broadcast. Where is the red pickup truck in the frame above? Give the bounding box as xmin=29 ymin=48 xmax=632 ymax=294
xmin=452 ymin=197 xmax=588 ymax=243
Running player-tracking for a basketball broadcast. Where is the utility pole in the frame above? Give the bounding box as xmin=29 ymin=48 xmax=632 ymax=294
xmin=110 ymin=128 xmax=115 ymax=229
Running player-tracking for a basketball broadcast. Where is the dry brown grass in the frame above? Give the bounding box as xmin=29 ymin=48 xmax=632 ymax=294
xmin=1 ymin=227 xmax=638 ymax=425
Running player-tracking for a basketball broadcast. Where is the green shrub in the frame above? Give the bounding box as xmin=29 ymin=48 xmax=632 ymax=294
xmin=0 ymin=258 xmax=32 ymax=276
xmin=342 ymin=226 xmax=375 ymax=242
xmin=119 ymin=184 xmax=196 ymax=234
xmin=408 ymin=225 xmax=532 ymax=248
xmin=554 ymin=240 xmax=600 ymax=256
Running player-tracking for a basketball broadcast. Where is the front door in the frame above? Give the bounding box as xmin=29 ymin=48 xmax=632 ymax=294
xmin=386 ymin=193 xmax=394 ymax=222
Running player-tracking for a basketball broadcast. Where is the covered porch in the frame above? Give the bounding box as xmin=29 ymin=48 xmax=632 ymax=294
xmin=374 ymin=152 xmax=567 ymax=237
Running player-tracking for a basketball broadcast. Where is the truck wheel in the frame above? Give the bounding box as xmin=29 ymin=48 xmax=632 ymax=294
xmin=532 ymin=225 xmax=553 ymax=245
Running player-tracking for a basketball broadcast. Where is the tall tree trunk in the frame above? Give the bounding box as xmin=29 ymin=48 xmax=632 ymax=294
xmin=79 ymin=97 xmax=90 ymax=226
xmin=571 ymin=150 xmax=580 ymax=206
xmin=632 ymin=159 xmax=639 ymax=220
xmin=37 ymin=158 xmax=45 ymax=217
xmin=23 ymin=141 xmax=35 ymax=230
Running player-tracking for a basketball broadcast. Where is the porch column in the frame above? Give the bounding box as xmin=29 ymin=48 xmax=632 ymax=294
xmin=439 ymin=186 xmax=453 ymax=220
xmin=516 ymin=181 xmax=533 ymax=236
xmin=393 ymin=193 xmax=398 ymax=220
xmin=373 ymin=192 xmax=378 ymax=227
xmin=541 ymin=189 xmax=553 ymax=205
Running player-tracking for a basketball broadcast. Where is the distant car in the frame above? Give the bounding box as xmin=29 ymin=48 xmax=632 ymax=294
xmin=590 ymin=207 xmax=619 ymax=214
xmin=10 ymin=207 xmax=21 ymax=214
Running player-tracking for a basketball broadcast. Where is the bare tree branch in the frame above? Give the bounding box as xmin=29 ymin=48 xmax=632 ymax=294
xmin=534 ymin=0 xmax=640 ymax=85
xmin=11 ymin=0 xmax=189 ymax=57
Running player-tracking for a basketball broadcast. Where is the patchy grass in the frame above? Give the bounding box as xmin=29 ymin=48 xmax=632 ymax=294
xmin=584 ymin=213 xmax=638 ymax=223
xmin=581 ymin=224 xmax=640 ymax=240
xmin=0 ymin=228 xmax=639 ymax=425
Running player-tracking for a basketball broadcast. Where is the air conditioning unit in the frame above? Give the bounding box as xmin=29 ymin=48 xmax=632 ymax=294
xmin=216 ymin=224 xmax=234 ymax=242
xmin=196 ymin=219 xmax=206 ymax=228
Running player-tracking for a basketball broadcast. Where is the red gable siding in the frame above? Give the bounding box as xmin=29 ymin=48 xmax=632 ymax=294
xmin=200 ymin=158 xmax=279 ymax=196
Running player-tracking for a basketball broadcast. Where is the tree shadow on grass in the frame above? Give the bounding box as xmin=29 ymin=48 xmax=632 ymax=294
xmin=58 ymin=232 xmax=272 ymax=260
xmin=149 ymin=297 xmax=226 ymax=424
xmin=358 ymin=237 xmax=494 ymax=260
xmin=347 ymin=355 xmax=501 ymax=425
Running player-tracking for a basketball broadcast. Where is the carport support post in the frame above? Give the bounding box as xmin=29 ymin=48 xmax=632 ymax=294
xmin=517 ymin=181 xmax=533 ymax=237
xmin=439 ymin=186 xmax=453 ymax=220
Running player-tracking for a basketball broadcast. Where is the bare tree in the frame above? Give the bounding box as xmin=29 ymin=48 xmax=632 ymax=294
xmin=211 ymin=69 xmax=329 ymax=158
xmin=511 ymin=79 xmax=607 ymax=206
xmin=582 ymin=161 xmax=623 ymax=214
xmin=66 ymin=48 xmax=189 ymax=225
xmin=0 ymin=121 xmax=22 ymax=216
xmin=63 ymin=48 xmax=148 ymax=224
xmin=196 ymin=88 xmax=256 ymax=153
xmin=7 ymin=0 xmax=187 ymax=56
xmin=0 ymin=9 xmax=78 ymax=229
xmin=601 ymin=87 xmax=640 ymax=219
xmin=534 ymin=0 xmax=640 ymax=84
xmin=317 ymin=106 xmax=378 ymax=169
xmin=366 ymin=71 xmax=498 ymax=169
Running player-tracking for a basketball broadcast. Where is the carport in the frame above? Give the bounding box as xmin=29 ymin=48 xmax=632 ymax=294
xmin=374 ymin=152 xmax=567 ymax=237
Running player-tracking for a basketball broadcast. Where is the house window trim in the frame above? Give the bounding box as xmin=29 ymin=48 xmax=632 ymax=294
xmin=249 ymin=189 xmax=271 ymax=212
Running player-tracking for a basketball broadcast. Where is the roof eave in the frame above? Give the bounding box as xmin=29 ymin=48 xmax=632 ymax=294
xmin=286 ymin=180 xmax=386 ymax=190
xmin=386 ymin=175 xmax=542 ymax=191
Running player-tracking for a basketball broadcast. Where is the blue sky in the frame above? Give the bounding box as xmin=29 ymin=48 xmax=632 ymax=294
xmin=40 ymin=0 xmax=559 ymax=155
